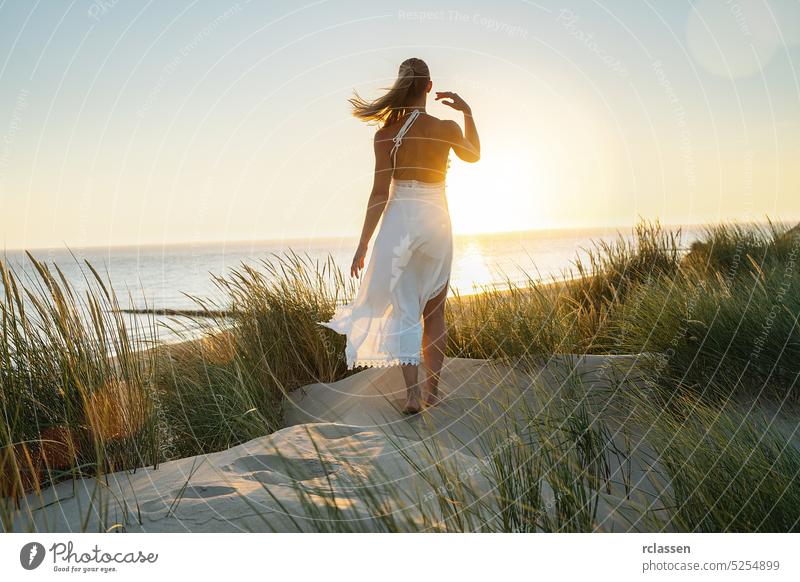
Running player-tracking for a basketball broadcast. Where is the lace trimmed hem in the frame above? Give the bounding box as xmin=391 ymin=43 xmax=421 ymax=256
xmin=349 ymin=357 xmax=421 ymax=370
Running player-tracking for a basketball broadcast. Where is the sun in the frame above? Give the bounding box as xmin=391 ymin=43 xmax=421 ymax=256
xmin=446 ymin=146 xmax=553 ymax=235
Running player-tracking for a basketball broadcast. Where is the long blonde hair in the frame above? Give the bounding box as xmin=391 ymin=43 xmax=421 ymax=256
xmin=349 ymin=58 xmax=430 ymax=127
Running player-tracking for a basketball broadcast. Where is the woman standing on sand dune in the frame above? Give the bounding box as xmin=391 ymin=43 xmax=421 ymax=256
xmin=320 ymin=58 xmax=480 ymax=414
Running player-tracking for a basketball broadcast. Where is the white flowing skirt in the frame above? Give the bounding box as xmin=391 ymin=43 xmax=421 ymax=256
xmin=321 ymin=179 xmax=453 ymax=369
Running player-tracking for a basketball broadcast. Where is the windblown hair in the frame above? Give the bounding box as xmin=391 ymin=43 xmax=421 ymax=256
xmin=349 ymin=58 xmax=430 ymax=127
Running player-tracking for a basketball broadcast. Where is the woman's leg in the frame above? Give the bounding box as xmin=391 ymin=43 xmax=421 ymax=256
xmin=400 ymin=364 xmax=421 ymax=414
xmin=422 ymin=283 xmax=448 ymax=406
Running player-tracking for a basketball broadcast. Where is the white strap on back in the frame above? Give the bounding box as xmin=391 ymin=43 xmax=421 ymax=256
xmin=390 ymin=109 xmax=421 ymax=170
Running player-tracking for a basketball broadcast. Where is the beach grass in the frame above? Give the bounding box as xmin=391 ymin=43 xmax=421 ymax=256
xmin=448 ymin=219 xmax=800 ymax=399
xmin=2 ymin=219 xmax=799 ymax=531
xmin=622 ymin=381 xmax=800 ymax=532
xmin=0 ymin=255 xmax=161 ymax=519
xmin=153 ymin=254 xmax=352 ymax=459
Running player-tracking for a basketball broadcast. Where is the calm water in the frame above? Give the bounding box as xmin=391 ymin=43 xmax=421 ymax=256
xmin=3 ymin=225 xmax=704 ymax=343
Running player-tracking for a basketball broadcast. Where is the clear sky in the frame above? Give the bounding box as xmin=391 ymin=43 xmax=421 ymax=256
xmin=1 ymin=0 xmax=798 ymax=249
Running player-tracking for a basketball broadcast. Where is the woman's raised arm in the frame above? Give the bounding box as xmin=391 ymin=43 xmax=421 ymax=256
xmin=435 ymin=91 xmax=480 ymax=163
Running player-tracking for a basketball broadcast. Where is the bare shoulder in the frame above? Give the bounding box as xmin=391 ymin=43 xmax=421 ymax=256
xmin=436 ymin=118 xmax=462 ymax=137
xmin=373 ymin=125 xmax=394 ymax=150
xmin=433 ymin=119 xmax=463 ymax=145
xmin=374 ymin=124 xmax=392 ymax=140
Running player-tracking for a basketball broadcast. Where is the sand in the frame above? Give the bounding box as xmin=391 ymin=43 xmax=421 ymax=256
xmin=6 ymin=355 xmax=666 ymax=532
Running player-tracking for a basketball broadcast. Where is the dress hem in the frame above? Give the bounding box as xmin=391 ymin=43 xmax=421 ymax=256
xmin=349 ymin=357 xmax=421 ymax=370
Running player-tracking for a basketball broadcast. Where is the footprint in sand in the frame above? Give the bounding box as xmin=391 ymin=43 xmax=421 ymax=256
xmin=311 ymin=424 xmax=367 ymax=440
xmin=227 ymin=454 xmax=340 ymax=481
xmin=138 ymin=485 xmax=237 ymax=514
xmin=249 ymin=471 xmax=286 ymax=485
xmin=179 ymin=485 xmax=237 ymax=499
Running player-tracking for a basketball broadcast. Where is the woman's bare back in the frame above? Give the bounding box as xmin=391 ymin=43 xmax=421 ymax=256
xmin=377 ymin=113 xmax=454 ymax=183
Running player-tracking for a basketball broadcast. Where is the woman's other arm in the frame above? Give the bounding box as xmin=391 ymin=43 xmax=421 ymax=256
xmin=351 ymin=131 xmax=392 ymax=278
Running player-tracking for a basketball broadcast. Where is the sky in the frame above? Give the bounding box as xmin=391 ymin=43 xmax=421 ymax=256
xmin=0 ymin=0 xmax=799 ymax=250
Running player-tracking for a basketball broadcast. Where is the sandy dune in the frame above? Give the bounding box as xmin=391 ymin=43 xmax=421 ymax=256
xmin=6 ymin=356 xmax=660 ymax=532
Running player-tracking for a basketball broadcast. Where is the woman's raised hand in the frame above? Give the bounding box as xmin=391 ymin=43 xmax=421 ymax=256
xmin=350 ymin=243 xmax=367 ymax=278
xmin=435 ymin=91 xmax=471 ymax=113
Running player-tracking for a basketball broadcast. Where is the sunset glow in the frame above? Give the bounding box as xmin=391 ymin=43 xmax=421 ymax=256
xmin=447 ymin=147 xmax=553 ymax=234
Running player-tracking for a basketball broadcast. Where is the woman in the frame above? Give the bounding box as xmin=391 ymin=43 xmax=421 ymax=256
xmin=321 ymin=58 xmax=480 ymax=414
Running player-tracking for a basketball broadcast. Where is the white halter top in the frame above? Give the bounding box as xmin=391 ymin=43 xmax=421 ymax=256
xmin=389 ymin=109 xmax=421 ymax=172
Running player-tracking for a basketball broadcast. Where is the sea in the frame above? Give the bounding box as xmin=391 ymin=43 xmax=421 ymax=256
xmin=3 ymin=225 xmax=706 ymax=344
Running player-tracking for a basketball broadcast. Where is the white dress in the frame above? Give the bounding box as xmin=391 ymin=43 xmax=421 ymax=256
xmin=321 ymin=110 xmax=453 ymax=369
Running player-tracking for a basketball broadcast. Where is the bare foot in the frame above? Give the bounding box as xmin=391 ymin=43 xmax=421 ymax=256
xmin=423 ymin=388 xmax=441 ymax=408
xmin=402 ymin=389 xmax=422 ymax=415
xmin=402 ymin=398 xmax=421 ymax=415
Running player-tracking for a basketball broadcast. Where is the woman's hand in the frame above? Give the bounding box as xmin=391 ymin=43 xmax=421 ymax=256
xmin=350 ymin=243 xmax=368 ymax=278
xmin=435 ymin=91 xmax=471 ymax=113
